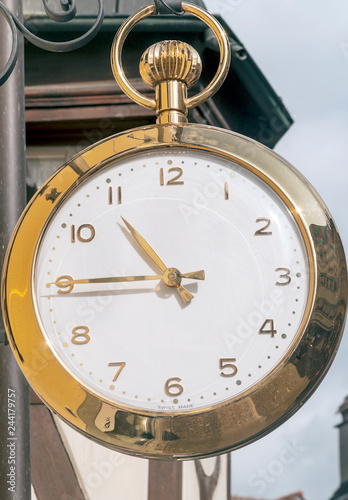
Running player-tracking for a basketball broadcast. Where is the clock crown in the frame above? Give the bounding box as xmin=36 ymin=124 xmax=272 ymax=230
xmin=140 ymin=40 xmax=202 ymax=88
xmin=139 ymin=40 xmax=202 ymax=124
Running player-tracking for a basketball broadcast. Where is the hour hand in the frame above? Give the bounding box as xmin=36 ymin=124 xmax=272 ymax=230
xmin=121 ymin=217 xmax=195 ymax=303
xmin=121 ymin=217 xmax=167 ymax=272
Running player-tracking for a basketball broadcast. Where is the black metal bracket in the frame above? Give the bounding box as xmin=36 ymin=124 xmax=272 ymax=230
xmin=154 ymin=0 xmax=184 ymax=16
xmin=0 ymin=0 xmax=104 ymax=86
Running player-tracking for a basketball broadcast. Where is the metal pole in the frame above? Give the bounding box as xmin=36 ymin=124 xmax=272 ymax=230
xmin=0 ymin=1 xmax=31 ymax=499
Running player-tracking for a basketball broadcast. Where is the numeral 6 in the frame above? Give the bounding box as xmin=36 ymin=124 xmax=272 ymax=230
xmin=164 ymin=377 xmax=184 ymax=397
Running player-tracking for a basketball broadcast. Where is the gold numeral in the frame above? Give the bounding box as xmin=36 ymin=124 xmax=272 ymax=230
xmin=108 ymin=362 xmax=126 ymax=382
xmin=71 ymin=224 xmax=95 ymax=243
xmin=55 ymin=275 xmax=74 ymax=294
xmin=254 ymin=218 xmax=272 ymax=236
xmin=259 ymin=319 xmax=277 ymax=338
xmin=117 ymin=186 xmax=122 ymax=204
xmin=71 ymin=326 xmax=90 ymax=345
xmin=164 ymin=377 xmax=183 ymax=397
xmin=275 ymin=267 xmax=291 ymax=286
xmin=108 ymin=186 xmax=113 ymax=205
xmin=224 ymin=181 xmax=230 ymax=200
xmin=160 ymin=167 xmax=184 ymax=186
xmin=108 ymin=186 xmax=122 ymax=205
xmin=219 ymin=358 xmax=238 ymax=377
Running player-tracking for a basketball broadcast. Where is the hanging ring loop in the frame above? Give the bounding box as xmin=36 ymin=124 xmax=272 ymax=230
xmin=111 ymin=2 xmax=231 ymax=111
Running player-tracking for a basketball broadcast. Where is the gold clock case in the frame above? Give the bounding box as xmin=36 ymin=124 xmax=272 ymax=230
xmin=2 ymin=123 xmax=347 ymax=460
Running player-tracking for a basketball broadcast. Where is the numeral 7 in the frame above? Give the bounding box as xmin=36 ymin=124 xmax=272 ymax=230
xmin=108 ymin=362 xmax=126 ymax=382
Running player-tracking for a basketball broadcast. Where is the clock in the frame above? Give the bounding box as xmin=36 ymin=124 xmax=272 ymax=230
xmin=1 ymin=3 xmax=347 ymax=460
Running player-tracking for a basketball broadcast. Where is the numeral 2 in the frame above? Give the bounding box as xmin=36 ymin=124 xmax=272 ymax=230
xmin=254 ymin=218 xmax=272 ymax=236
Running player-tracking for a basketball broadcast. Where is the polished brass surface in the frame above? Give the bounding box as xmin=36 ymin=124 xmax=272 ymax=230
xmin=155 ymin=80 xmax=188 ymax=124
xmin=140 ymin=41 xmax=202 ymax=89
xmin=163 ymin=268 xmax=182 ymax=288
xmin=140 ymin=40 xmax=202 ymax=123
xmin=110 ymin=3 xmax=230 ymax=112
xmin=2 ymin=123 xmax=347 ymax=460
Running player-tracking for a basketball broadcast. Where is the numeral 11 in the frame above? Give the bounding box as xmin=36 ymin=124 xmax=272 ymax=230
xmin=108 ymin=186 xmax=122 ymax=205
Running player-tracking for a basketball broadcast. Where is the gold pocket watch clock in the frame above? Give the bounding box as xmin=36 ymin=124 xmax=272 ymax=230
xmin=2 ymin=2 xmax=347 ymax=460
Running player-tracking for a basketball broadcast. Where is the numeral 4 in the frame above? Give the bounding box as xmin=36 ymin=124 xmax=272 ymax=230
xmin=259 ymin=319 xmax=277 ymax=338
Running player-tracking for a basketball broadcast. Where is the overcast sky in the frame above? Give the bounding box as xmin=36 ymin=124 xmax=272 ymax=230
xmin=203 ymin=1 xmax=348 ymax=499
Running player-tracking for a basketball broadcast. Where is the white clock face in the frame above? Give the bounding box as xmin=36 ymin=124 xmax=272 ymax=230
xmin=34 ymin=148 xmax=309 ymax=412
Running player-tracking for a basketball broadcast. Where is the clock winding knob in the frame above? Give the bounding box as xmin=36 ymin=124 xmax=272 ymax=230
xmin=139 ymin=40 xmax=202 ymax=124
xmin=140 ymin=40 xmax=202 ymax=88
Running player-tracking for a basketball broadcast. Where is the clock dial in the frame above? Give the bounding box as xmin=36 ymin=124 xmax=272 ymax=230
xmin=3 ymin=124 xmax=345 ymax=459
xmin=34 ymin=148 xmax=309 ymax=412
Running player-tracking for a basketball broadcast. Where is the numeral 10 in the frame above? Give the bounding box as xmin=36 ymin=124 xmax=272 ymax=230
xmin=71 ymin=224 xmax=95 ymax=243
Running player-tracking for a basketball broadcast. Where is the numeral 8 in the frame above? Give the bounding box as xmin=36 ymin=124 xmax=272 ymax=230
xmin=71 ymin=326 xmax=90 ymax=345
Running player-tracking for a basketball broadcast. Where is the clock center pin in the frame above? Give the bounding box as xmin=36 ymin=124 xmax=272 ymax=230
xmin=163 ymin=267 xmax=182 ymax=287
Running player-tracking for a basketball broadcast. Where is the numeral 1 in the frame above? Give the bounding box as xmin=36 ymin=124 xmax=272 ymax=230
xmin=224 ymin=181 xmax=229 ymax=200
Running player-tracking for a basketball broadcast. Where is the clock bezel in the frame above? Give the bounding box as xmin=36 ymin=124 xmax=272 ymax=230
xmin=2 ymin=123 xmax=346 ymax=459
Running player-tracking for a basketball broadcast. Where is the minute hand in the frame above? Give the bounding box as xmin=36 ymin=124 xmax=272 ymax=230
xmin=47 ymin=271 xmax=205 ymax=294
xmin=47 ymin=274 xmax=164 ymax=294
